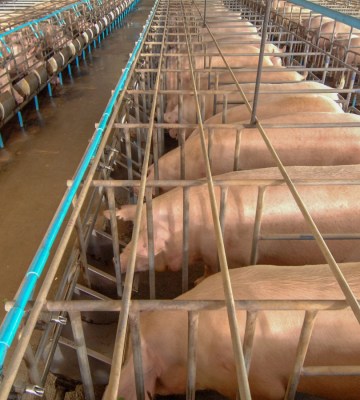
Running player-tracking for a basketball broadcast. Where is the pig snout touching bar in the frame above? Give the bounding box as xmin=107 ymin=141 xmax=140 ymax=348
xmin=150 ymin=113 xmax=360 ymax=189
xmin=104 ymin=262 xmax=360 ymax=400
xmin=105 ymin=165 xmax=360 ymax=276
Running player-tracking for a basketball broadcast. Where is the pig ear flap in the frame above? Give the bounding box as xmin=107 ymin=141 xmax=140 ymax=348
xmin=280 ymin=45 xmax=287 ymax=53
xmin=103 ymin=205 xmax=136 ymax=221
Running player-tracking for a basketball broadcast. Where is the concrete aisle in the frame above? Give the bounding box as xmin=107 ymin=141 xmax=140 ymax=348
xmin=0 ymin=0 xmax=153 ymax=322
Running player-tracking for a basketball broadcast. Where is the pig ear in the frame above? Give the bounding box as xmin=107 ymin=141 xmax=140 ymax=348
xmin=280 ymin=45 xmax=287 ymax=53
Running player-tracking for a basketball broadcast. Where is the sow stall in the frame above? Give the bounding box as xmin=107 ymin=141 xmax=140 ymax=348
xmin=0 ymin=0 xmax=360 ymax=399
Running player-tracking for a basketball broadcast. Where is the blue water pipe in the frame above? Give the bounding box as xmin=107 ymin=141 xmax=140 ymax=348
xmin=0 ymin=0 xmax=155 ymax=373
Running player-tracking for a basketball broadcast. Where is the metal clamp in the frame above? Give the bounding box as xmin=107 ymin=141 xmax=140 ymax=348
xmin=25 ymin=385 xmax=44 ymax=397
xmin=51 ymin=315 xmax=67 ymax=325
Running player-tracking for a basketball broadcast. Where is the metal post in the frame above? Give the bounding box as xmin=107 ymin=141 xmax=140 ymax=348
xmin=69 ymin=311 xmax=95 ymax=400
xmin=250 ymin=0 xmax=272 ymax=125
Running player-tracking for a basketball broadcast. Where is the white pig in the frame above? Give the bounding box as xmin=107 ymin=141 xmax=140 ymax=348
xmin=107 ymin=166 xmax=360 ymax=275
xmin=109 ymin=262 xmax=360 ymax=400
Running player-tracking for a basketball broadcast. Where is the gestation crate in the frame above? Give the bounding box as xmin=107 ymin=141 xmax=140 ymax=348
xmin=1 ymin=0 xmax=360 ymax=399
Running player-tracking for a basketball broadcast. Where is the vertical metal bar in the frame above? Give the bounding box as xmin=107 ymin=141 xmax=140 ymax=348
xmin=106 ymin=187 xmax=122 ymax=297
xmin=124 ymin=127 xmax=134 ymax=181
xmin=146 ymin=188 xmax=156 ymax=299
xmin=234 ymin=128 xmax=242 ymax=171
xmin=208 ymin=127 xmax=213 ymax=170
xmin=182 ymin=186 xmax=190 ymax=293
xmin=243 ymin=311 xmax=258 ymax=374
xmin=69 ymin=311 xmax=95 ymax=400
xmin=250 ymin=186 xmax=265 ymax=265
xmin=180 ymin=129 xmax=186 ymax=179
xmin=129 ymin=311 xmax=145 ymax=400
xmin=186 ymin=311 xmax=199 ymax=400
xmin=72 ymin=194 xmax=91 ymax=287
xmin=250 ymin=0 xmax=272 ymax=125
xmin=285 ymin=311 xmax=318 ymax=400
xmin=219 ymin=186 xmax=228 ymax=237
xmin=24 ymin=344 xmax=42 ymax=385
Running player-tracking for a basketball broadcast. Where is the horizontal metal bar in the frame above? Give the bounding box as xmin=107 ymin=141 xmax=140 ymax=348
xmin=45 ymin=299 xmax=351 ymax=313
xmin=302 ymin=365 xmax=360 ymax=376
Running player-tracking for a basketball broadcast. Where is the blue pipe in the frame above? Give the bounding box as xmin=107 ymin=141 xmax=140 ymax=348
xmin=288 ymin=0 xmax=360 ymax=29
xmin=0 ymin=0 xmax=151 ymax=373
xmin=0 ymin=133 xmax=4 ymax=149
xmin=17 ymin=111 xmax=23 ymax=128
xmin=34 ymin=96 xmax=39 ymax=111
xmin=47 ymin=82 xmax=53 ymax=97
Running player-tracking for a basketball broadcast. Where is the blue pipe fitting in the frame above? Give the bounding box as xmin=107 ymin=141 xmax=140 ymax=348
xmin=76 ymin=56 xmax=80 ymax=68
xmin=82 ymin=49 xmax=86 ymax=60
xmin=47 ymin=82 xmax=53 ymax=97
xmin=34 ymin=96 xmax=39 ymax=111
xmin=0 ymin=134 xmax=4 ymax=149
xmin=58 ymin=72 xmax=63 ymax=86
xmin=67 ymin=64 xmax=72 ymax=78
xmin=17 ymin=111 xmax=23 ymax=128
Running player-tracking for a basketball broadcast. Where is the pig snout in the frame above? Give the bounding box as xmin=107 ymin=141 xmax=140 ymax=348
xmin=164 ymin=109 xmax=178 ymax=124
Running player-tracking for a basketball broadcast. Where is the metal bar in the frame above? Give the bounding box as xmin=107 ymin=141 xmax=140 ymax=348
xmin=250 ymin=186 xmax=265 ymax=265
xmin=69 ymin=311 xmax=95 ymax=400
xmin=284 ymin=310 xmax=318 ymax=400
xmin=106 ymin=187 xmax=122 ymax=297
xmin=146 ymin=188 xmax=156 ymax=299
xmin=243 ymin=311 xmax=258 ymax=374
xmin=182 ymin=187 xmax=190 ymax=293
xmin=129 ymin=311 xmax=145 ymax=400
xmin=250 ymin=0 xmax=272 ymax=124
xmin=186 ymin=311 xmax=199 ymax=400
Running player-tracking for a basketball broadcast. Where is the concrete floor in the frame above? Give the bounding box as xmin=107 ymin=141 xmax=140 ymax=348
xmin=0 ymin=0 xmax=153 ymax=327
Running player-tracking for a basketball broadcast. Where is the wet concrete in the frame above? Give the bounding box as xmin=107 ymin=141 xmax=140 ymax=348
xmin=0 ymin=0 xmax=153 ymax=323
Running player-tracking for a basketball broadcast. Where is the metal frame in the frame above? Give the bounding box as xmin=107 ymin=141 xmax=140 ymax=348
xmin=1 ymin=0 xmax=360 ymax=399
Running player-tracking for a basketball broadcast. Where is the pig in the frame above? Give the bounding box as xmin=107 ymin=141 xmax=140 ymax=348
xmin=166 ymin=93 xmax=344 ymax=139
xmin=165 ymin=66 xmax=307 ymax=119
xmin=155 ymin=112 xmax=358 ymax=185
xmin=335 ymin=36 xmax=360 ymax=66
xmin=163 ymin=81 xmax=340 ymax=135
xmin=108 ymin=262 xmax=360 ymax=400
xmin=315 ymin=21 xmax=360 ymax=49
xmin=107 ymin=165 xmax=360 ymax=275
